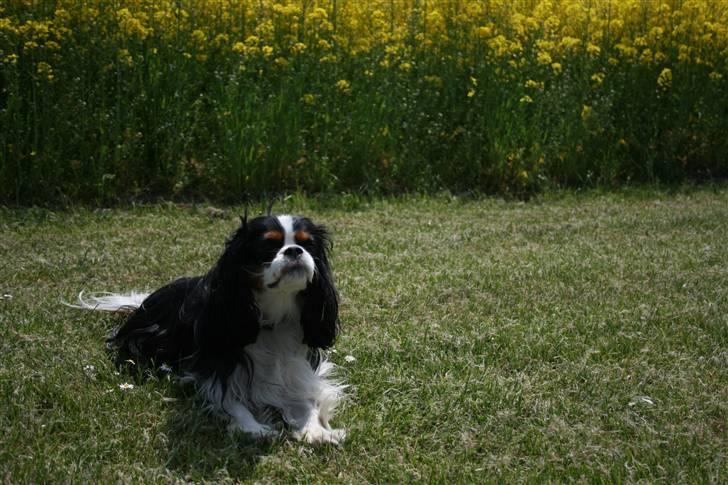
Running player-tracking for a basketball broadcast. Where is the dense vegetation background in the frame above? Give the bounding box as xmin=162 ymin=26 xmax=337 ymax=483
xmin=1 ymin=1 xmax=727 ymax=203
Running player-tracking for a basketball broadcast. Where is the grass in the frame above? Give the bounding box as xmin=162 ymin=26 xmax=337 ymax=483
xmin=1 ymin=188 xmax=727 ymax=482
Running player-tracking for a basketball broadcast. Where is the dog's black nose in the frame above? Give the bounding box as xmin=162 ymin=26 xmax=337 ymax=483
xmin=284 ymin=246 xmax=303 ymax=258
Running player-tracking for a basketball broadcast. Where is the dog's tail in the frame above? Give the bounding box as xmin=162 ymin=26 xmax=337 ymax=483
xmin=64 ymin=290 xmax=149 ymax=313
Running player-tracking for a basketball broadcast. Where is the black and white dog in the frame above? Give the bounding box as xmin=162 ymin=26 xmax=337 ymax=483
xmin=74 ymin=214 xmax=345 ymax=444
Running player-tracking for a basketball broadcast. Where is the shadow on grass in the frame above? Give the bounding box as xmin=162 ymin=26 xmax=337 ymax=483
xmin=162 ymin=391 xmax=280 ymax=481
xmin=115 ymin=356 xmax=282 ymax=481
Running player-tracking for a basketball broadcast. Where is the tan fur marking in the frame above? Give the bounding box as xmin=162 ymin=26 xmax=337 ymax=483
xmin=295 ymin=230 xmax=311 ymax=243
xmin=263 ymin=230 xmax=284 ymax=241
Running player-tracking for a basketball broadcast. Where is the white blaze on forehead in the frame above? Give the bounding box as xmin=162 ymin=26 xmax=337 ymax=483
xmin=277 ymin=215 xmax=296 ymax=246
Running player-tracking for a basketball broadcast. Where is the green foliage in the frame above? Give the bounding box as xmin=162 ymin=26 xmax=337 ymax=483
xmin=1 ymin=1 xmax=727 ymax=203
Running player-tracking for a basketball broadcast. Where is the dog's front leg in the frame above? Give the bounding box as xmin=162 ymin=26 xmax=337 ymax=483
xmin=225 ymin=401 xmax=277 ymax=439
xmin=285 ymin=400 xmax=346 ymax=445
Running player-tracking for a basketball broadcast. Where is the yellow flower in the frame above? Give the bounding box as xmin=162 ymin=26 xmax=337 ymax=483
xmin=192 ymin=29 xmax=207 ymax=47
xmin=560 ymin=36 xmax=581 ymax=52
xmin=551 ymin=63 xmax=562 ymax=74
xmin=678 ymin=45 xmax=691 ymax=63
xmin=476 ymin=25 xmax=493 ymax=38
xmin=424 ymin=75 xmax=443 ymax=87
xmin=118 ymin=48 xmax=133 ymax=67
xmin=519 ymin=95 xmax=533 ymax=104
xmin=657 ymin=68 xmax=672 ymax=90
xmin=581 ymin=105 xmax=592 ymax=121
xmin=336 ymin=79 xmax=351 ymax=95
xmin=536 ymin=51 xmax=552 ymax=65
xmin=525 ymin=80 xmax=544 ymax=91
xmin=640 ymin=49 xmax=653 ymax=65
xmin=36 ymin=61 xmax=54 ymax=81
xmin=117 ymin=8 xmax=151 ymax=40
xmin=591 ymin=72 xmax=605 ymax=86
xmin=213 ymin=33 xmax=229 ymax=49
xmin=616 ymin=44 xmax=637 ymax=60
xmin=301 ymin=93 xmax=316 ymax=105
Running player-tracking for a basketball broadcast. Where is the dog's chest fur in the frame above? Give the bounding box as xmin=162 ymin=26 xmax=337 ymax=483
xmin=229 ymin=292 xmax=319 ymax=415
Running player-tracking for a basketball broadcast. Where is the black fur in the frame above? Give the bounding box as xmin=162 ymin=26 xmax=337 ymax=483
xmin=299 ymin=223 xmax=339 ymax=349
xmin=108 ymin=214 xmax=339 ymax=385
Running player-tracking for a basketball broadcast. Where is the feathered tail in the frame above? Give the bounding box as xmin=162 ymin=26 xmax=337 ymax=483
xmin=65 ymin=290 xmax=149 ymax=313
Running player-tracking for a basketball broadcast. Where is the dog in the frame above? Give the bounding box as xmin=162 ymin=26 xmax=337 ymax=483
xmin=72 ymin=213 xmax=346 ymax=444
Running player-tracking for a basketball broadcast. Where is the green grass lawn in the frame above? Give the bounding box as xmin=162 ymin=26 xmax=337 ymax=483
xmin=1 ymin=189 xmax=726 ymax=482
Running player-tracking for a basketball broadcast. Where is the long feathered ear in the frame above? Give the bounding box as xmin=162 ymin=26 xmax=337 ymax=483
xmin=300 ymin=226 xmax=339 ymax=349
xmin=189 ymin=219 xmax=260 ymax=376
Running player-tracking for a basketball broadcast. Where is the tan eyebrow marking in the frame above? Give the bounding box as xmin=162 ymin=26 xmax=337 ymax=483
xmin=263 ymin=230 xmax=284 ymax=241
xmin=295 ymin=230 xmax=311 ymax=242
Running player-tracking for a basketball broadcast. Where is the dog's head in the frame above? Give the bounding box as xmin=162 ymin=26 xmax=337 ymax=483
xmin=219 ymin=214 xmax=339 ymax=349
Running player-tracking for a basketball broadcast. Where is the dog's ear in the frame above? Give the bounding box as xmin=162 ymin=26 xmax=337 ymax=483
xmin=191 ymin=223 xmax=260 ymax=374
xmin=300 ymin=226 xmax=339 ymax=349
xmin=193 ymin=274 xmax=259 ymax=358
xmin=228 ymin=211 xmax=250 ymax=253
xmin=300 ymin=268 xmax=339 ymax=349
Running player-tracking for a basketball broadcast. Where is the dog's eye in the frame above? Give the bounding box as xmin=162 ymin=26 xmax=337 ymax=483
xmin=262 ymin=231 xmax=284 ymax=242
xmin=295 ymin=231 xmax=311 ymax=244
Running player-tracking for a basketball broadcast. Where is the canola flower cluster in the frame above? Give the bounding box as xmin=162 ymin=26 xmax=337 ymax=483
xmin=3 ymin=1 xmax=727 ymax=84
xmin=1 ymin=0 xmax=727 ymax=201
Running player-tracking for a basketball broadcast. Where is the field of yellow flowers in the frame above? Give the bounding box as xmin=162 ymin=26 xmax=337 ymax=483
xmin=1 ymin=1 xmax=727 ymax=202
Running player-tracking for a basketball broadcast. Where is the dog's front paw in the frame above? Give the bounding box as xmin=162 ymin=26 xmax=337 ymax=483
xmin=295 ymin=426 xmax=346 ymax=445
xmin=228 ymin=422 xmax=278 ymax=440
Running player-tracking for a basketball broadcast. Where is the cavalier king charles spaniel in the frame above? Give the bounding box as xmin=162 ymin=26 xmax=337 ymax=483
xmin=73 ymin=214 xmax=346 ymax=444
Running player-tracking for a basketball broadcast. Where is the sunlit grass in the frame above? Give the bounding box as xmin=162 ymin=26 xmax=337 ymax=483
xmin=0 ymin=188 xmax=726 ymax=481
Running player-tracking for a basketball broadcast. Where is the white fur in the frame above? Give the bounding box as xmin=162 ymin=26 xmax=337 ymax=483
xmin=278 ymin=215 xmax=296 ymax=246
xmin=199 ymin=285 xmax=346 ymax=444
xmin=261 ymin=215 xmax=315 ymax=289
xmin=65 ymin=290 xmax=149 ymax=313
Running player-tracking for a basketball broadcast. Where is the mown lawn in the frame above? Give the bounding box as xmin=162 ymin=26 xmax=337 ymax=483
xmin=1 ymin=189 xmax=726 ymax=482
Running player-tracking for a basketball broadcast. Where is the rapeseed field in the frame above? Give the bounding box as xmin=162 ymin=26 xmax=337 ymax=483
xmin=1 ymin=1 xmax=727 ymax=201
